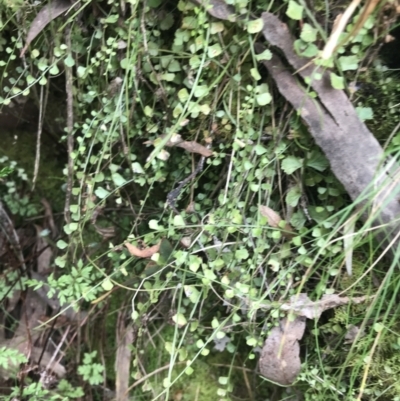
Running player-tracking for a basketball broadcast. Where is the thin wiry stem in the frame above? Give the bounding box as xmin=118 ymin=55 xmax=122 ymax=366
xmin=64 ymin=24 xmax=74 ymax=225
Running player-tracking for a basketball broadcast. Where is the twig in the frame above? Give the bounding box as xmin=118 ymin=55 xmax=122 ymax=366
xmin=45 ymin=325 xmax=70 ymax=376
xmin=32 ymin=85 xmax=44 ymax=190
xmin=124 ymin=362 xmax=185 ymax=395
xmin=64 ymin=24 xmax=74 ymax=224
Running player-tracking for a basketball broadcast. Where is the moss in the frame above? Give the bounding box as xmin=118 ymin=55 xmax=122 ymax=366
xmin=133 ymin=325 xmax=238 ymax=401
xmin=0 ymin=129 xmax=66 ymax=213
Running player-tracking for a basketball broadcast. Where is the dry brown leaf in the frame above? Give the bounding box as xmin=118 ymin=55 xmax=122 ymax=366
xmin=344 ymin=324 xmax=363 ymax=344
xmin=125 ymin=241 xmax=160 ymax=258
xmin=259 ymin=205 xmax=282 ymax=227
xmin=94 ymin=224 xmax=116 ymax=238
xmin=259 ymin=317 xmax=306 ymax=385
xmin=20 ymin=0 xmax=72 ymax=57
xmin=385 ymin=34 xmax=395 ymax=43
xmin=176 ymin=141 xmax=213 ymax=157
xmin=280 ymin=293 xmax=372 ymax=319
xmin=34 ymin=225 xmax=53 ymax=273
xmin=115 ymin=321 xmax=134 ymax=401
xmin=259 ymin=205 xmax=295 ymax=238
xmin=190 ymin=0 xmax=236 ymax=21
xmin=41 ymin=198 xmax=57 ymax=238
xmin=145 ymin=134 xmax=213 ymax=157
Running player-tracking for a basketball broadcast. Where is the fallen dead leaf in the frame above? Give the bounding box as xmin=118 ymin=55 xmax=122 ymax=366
xmin=190 ymin=0 xmax=236 ymax=21
xmin=20 ymin=0 xmax=73 ymax=57
xmin=259 ymin=205 xmax=295 ymax=238
xmin=279 ymin=293 xmax=372 ymax=319
xmin=385 ymin=34 xmax=395 ymax=43
xmin=94 ymin=224 xmax=116 ymax=238
xmin=259 ymin=317 xmax=306 ymax=385
xmin=115 ymin=320 xmax=134 ymax=401
xmin=145 ymin=135 xmax=213 ymax=157
xmin=125 ymin=241 xmax=160 ymax=258
xmin=175 ymin=141 xmax=212 ymax=157
xmin=34 ymin=225 xmax=52 ymax=273
xmin=344 ymin=324 xmax=363 ymax=344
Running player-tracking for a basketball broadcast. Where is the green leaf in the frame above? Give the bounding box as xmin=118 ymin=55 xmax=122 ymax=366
xmin=339 ymin=55 xmax=358 ymax=71
xmin=161 ymin=73 xmax=175 ymax=81
xmin=211 ymin=317 xmax=219 ymax=329
xmin=231 ymin=209 xmax=242 ymax=224
xmin=294 ymin=40 xmax=319 ymax=57
xmin=94 ymin=172 xmax=105 ymax=182
xmin=64 ymin=54 xmax=75 ymax=67
xmin=49 ymin=65 xmax=60 ymax=75
xmin=255 ymin=49 xmax=272 ymax=61
xmin=281 ymin=156 xmax=303 ymax=174
xmin=120 ymin=58 xmax=128 ymax=69
xmin=189 ymin=55 xmax=201 ymax=68
xmin=26 ymin=75 xmax=35 ymax=85
xmin=173 ymin=215 xmax=185 ymax=227
xmin=300 ymin=23 xmax=317 ymax=43
xmin=208 ymin=43 xmax=222 ymax=58
xmin=330 ymin=72 xmax=345 ymax=90
xmin=185 ymin=366 xmax=194 ymax=375
xmin=148 ymin=0 xmax=162 ymax=7
xmin=246 ymin=337 xmax=257 ymax=346
xmin=149 ymin=220 xmax=158 ymax=230
xmin=0 ymin=348 xmax=27 ymax=369
xmin=144 ymin=105 xmax=153 ymax=117
xmin=199 ymin=104 xmax=211 ymax=115
xmin=254 ymin=144 xmax=267 ymax=155
xmin=131 ymin=310 xmax=139 ymax=321
xmin=55 ymin=256 xmax=66 ymax=268
xmin=77 ymin=66 xmax=86 ymax=78
xmin=103 ymin=14 xmax=118 ymax=24
xmin=184 ymin=286 xmax=201 ymax=303
xmin=306 ymin=150 xmax=329 ymax=172
xmin=112 ymin=173 xmax=126 ymax=186
xmin=160 ymin=13 xmax=174 ymax=30
xmin=286 ymin=186 xmax=302 ymax=207
xmin=63 ymin=223 xmax=78 ymax=234
xmin=69 ymin=222 xmax=79 ymax=232
xmin=172 ymin=313 xmax=187 ymax=326
xmin=131 ymin=162 xmax=144 ymax=174
xmin=194 ymin=85 xmax=209 ymax=98
xmin=247 ymin=18 xmax=264 ymax=33
xmin=203 ymin=268 xmax=217 ymax=280
xmin=178 ymin=88 xmax=189 ymax=102
xmin=95 ymin=187 xmax=110 ymax=199
xmin=168 ymin=60 xmax=181 ymax=72
xmin=235 ymin=248 xmax=249 ymax=260
xmin=57 ymin=240 xmax=68 ymax=250
xmin=256 ymin=92 xmax=272 ymax=106
xmin=102 ymin=278 xmax=113 ymax=291
xmin=286 ymin=0 xmax=303 ymax=20
xmin=210 ymin=22 xmax=224 ymax=34
xmin=173 ymin=104 xmax=183 ymax=118
xmin=189 ymin=255 xmax=202 ymax=272
xmin=250 ymin=68 xmax=261 ymax=81
xmin=356 ymin=106 xmax=373 ymax=121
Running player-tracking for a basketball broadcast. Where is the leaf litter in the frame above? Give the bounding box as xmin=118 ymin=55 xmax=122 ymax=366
xmin=257 ymin=293 xmax=372 ymax=385
xmin=20 ymin=0 xmax=73 ymax=57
